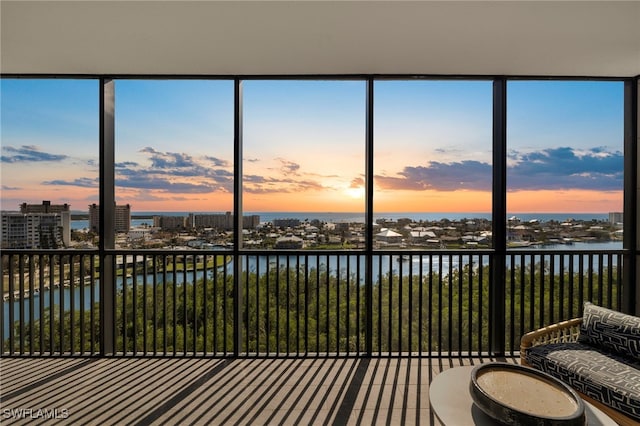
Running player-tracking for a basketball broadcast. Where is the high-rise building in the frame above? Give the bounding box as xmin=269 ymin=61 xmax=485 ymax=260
xmin=183 ymin=212 xmax=260 ymax=231
xmin=1 ymin=209 xmax=70 ymax=249
xmin=1 ymin=201 xmax=71 ymax=249
xmin=89 ymin=203 xmax=131 ymax=233
xmin=608 ymin=212 xmax=623 ymax=225
xmin=20 ymin=200 xmax=70 ymax=214
xmin=153 ymin=215 xmax=186 ymax=230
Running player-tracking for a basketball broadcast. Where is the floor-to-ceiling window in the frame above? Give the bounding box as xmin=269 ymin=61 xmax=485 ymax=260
xmin=242 ymin=80 xmax=366 ymax=249
xmin=1 ymin=78 xmax=99 ymax=248
xmin=114 ymin=79 xmax=234 ymax=248
xmin=373 ymin=80 xmax=493 ymax=250
xmin=506 ymin=80 xmax=624 ymax=249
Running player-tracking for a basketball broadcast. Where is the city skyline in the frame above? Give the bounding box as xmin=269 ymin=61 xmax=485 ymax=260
xmin=1 ymin=79 xmax=624 ymax=214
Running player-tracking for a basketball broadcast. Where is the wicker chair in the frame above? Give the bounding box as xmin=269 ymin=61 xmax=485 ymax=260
xmin=520 ymin=318 xmax=637 ymax=426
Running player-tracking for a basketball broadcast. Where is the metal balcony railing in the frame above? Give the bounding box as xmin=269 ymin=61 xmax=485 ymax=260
xmin=1 ymin=248 xmax=625 ymax=357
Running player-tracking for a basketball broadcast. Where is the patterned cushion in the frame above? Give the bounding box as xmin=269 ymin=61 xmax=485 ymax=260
xmin=578 ymin=302 xmax=640 ymax=361
xmin=525 ymin=342 xmax=640 ymax=421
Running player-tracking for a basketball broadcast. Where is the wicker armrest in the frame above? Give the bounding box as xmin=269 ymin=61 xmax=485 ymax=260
xmin=520 ymin=317 xmax=582 ymax=364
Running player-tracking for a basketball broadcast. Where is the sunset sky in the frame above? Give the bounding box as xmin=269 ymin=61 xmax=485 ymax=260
xmin=0 ymin=79 xmax=624 ymax=214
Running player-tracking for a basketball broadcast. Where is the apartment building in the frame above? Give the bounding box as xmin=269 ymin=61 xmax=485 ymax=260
xmin=89 ymin=203 xmax=131 ymax=233
xmin=1 ymin=211 xmax=70 ymax=249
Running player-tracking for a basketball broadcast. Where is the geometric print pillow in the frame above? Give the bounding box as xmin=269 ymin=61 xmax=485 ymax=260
xmin=578 ymin=301 xmax=640 ymax=361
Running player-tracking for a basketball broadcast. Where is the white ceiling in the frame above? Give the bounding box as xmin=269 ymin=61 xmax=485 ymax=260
xmin=1 ymin=1 xmax=639 ymax=77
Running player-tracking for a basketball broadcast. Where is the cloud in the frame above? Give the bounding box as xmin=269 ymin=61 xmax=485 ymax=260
xmin=116 ymin=174 xmax=215 ymax=194
xmin=204 ymin=156 xmax=230 ymax=167
xmin=242 ymin=174 xmax=325 ymax=194
xmin=43 ymin=177 xmax=99 ymax=188
xmin=274 ymin=158 xmax=301 ymax=176
xmin=114 ymin=148 xmax=235 ymax=194
xmin=376 ymin=147 xmax=622 ymax=193
xmin=1 ymin=184 xmax=21 ymax=190
xmin=376 ymin=161 xmax=491 ymax=191
xmin=350 ymin=177 xmax=365 ymax=188
xmin=1 ymin=145 xmax=68 ymax=163
xmin=116 ymin=161 xmax=139 ymax=168
xmin=139 ymin=147 xmax=196 ymax=169
xmin=508 ymin=147 xmax=623 ymax=191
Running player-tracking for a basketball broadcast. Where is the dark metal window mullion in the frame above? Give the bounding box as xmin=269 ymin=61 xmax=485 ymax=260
xmin=233 ymin=78 xmax=243 ymax=357
xmin=365 ymin=78 xmax=374 ymax=356
xmin=491 ymin=77 xmax=507 ymax=355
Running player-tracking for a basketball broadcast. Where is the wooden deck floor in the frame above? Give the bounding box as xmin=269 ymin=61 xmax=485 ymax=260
xmin=1 ymin=356 xmax=518 ymax=425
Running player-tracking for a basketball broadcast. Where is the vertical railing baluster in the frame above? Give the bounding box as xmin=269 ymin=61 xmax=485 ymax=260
xmin=377 ymin=254 xmax=382 ymax=354
xmin=598 ymin=253 xmax=604 ymax=306
xmin=587 ymin=254 xmax=593 ymax=302
xmin=579 ymin=255 xmax=585 ymax=308
xmin=50 ymin=255 xmax=56 ymax=355
xmin=213 ymin=255 xmax=218 ymax=356
xmin=438 ymin=254 xmax=443 ymax=357
xmin=428 ymin=254 xmax=433 ymax=355
xmin=325 ymin=254 xmax=330 ymax=356
xmin=518 ymin=254 xmax=524 ymax=338
xmin=255 ymin=255 xmax=260 ymax=355
xmin=468 ymin=254 xmax=474 ymax=355
xmin=59 ymin=256 xmax=65 ymax=354
xmin=296 ymin=255 xmax=301 ymax=356
xmin=528 ymin=254 xmax=534 ymax=331
xmin=568 ymin=255 xmax=575 ymax=317
xmin=408 ymin=254 xmax=413 ymax=356
xmin=508 ymin=254 xmax=515 ymax=354
xmin=132 ymin=255 xmax=138 ymax=356
xmin=28 ymin=254 xmax=35 ymax=354
xmin=39 ymin=255 xmax=46 ymax=354
xmin=0 ymin=255 xmax=5 ymax=354
xmin=479 ymin=254 xmax=486 ymax=356
xmin=243 ymin=256 xmax=250 ymax=357
xmin=337 ymin=255 xmax=341 ymax=355
xmin=142 ymin=254 xmax=148 ymax=355
xmin=317 ymin=255 xmax=321 ymax=354
xmin=539 ymin=254 xmax=545 ymax=328
xmin=304 ymin=254 xmax=309 ymax=357
xmin=79 ymin=255 xmax=86 ymax=355
xmin=171 ymin=254 xmax=177 ymax=356
xmin=121 ymin=256 xmax=127 ymax=355
xmin=192 ymin=254 xmax=197 ymax=357
xmin=338 ymin=255 xmax=351 ymax=356
xmin=181 ymin=253 xmax=189 ymax=357
xmin=447 ymin=253 xmax=453 ymax=354
xmin=276 ymin=255 xmax=280 ymax=356
xmin=616 ymin=253 xmax=622 ymax=310
xmin=418 ymin=254 xmax=424 ymax=356
xmin=19 ymin=255 xmax=25 ymax=354
xmin=457 ymin=254 xmax=463 ymax=355
xmin=8 ymin=255 xmax=15 ymax=355
xmin=266 ymin=255 xmax=270 ymax=355
xmin=549 ymin=254 xmax=555 ymax=324
xmin=559 ymin=254 xmax=565 ymax=320
xmin=357 ymin=254 xmax=361 ymax=354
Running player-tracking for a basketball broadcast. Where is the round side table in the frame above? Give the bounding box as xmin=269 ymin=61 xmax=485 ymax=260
xmin=429 ymin=365 xmax=616 ymax=426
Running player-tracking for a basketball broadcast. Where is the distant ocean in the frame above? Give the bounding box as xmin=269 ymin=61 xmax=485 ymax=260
xmin=70 ymin=212 xmax=612 ymax=230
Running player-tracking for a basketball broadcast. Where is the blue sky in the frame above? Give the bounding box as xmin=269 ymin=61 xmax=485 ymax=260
xmin=0 ymin=78 xmax=625 ymax=213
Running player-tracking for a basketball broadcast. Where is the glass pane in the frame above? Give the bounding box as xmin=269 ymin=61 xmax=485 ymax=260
xmin=374 ymin=80 xmax=493 ymax=249
xmin=243 ymin=80 xmax=366 ymax=249
xmin=506 ymin=81 xmax=624 ymax=249
xmin=115 ymin=80 xmax=234 ymax=249
xmin=1 ymin=78 xmax=99 ymax=249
